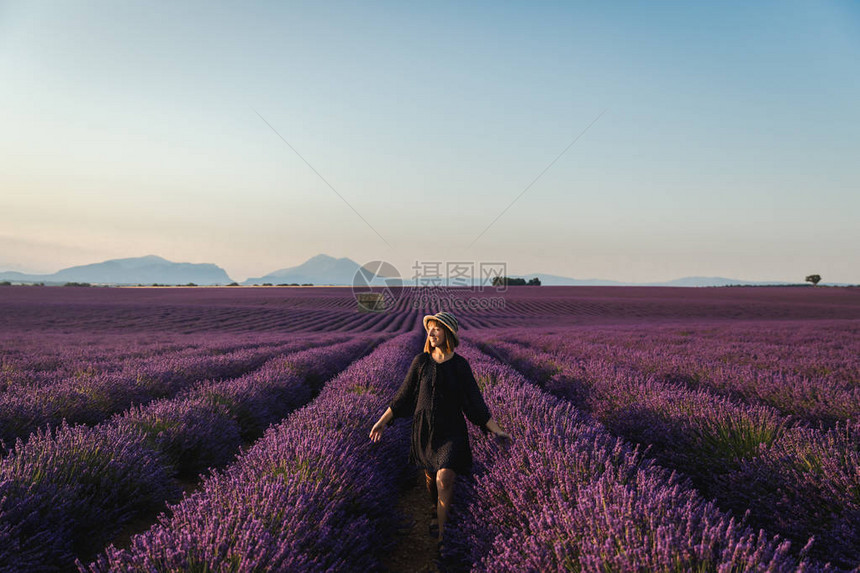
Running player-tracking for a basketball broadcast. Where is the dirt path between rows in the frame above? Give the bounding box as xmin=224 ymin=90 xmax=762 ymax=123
xmin=382 ymin=469 xmax=441 ymax=573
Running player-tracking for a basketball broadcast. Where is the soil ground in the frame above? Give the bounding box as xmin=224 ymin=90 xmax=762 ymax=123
xmin=382 ymin=468 xmax=442 ymax=573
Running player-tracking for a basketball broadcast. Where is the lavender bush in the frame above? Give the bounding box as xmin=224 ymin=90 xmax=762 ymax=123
xmin=0 ymin=422 xmax=174 ymax=570
xmin=82 ymin=331 xmax=423 ymax=572
xmin=476 ymin=333 xmax=859 ymax=568
xmin=478 ymin=338 xmax=788 ymax=478
xmin=0 ymin=335 xmax=381 ymax=571
xmin=114 ymin=396 xmax=242 ymax=479
xmin=0 ymin=331 xmax=319 ymax=392
xmin=115 ymin=336 xmax=383 ymax=474
xmin=487 ymin=322 xmax=860 ymax=425
xmin=442 ymin=343 xmax=812 ymax=572
xmin=0 ymin=335 xmax=339 ymax=447
xmin=715 ymin=421 xmax=860 ymax=568
xmin=1 ymin=286 xmax=857 ymax=571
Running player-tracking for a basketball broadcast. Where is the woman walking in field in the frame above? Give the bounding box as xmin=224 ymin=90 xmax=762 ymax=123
xmin=369 ymin=311 xmax=510 ymax=544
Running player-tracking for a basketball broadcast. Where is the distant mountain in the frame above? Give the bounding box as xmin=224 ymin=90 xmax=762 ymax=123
xmin=652 ymin=276 xmax=794 ymax=287
xmin=244 ymin=257 xmax=823 ymax=288
xmin=0 ymin=255 xmax=234 ymax=285
xmin=508 ymin=273 xmax=798 ymax=287
xmin=243 ymin=254 xmax=363 ymax=285
xmin=1 ymin=252 xmax=845 ymax=288
xmin=245 ymin=254 xmax=412 ymax=286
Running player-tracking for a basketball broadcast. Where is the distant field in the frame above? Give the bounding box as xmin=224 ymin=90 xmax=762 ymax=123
xmin=1 ymin=286 xmax=858 ymax=571
xmin=2 ymin=284 xmax=859 ymax=333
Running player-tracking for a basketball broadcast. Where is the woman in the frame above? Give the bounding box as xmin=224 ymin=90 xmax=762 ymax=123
xmin=369 ymin=311 xmax=510 ymax=542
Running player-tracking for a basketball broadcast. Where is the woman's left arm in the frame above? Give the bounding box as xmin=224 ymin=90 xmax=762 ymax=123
xmin=461 ymin=359 xmax=511 ymax=440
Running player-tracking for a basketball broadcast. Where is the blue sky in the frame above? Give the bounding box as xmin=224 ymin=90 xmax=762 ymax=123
xmin=1 ymin=1 xmax=858 ymax=283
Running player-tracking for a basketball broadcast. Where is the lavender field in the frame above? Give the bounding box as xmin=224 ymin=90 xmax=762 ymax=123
xmin=0 ymin=285 xmax=858 ymax=572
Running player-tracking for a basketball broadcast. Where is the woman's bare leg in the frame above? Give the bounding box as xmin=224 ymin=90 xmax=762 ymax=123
xmin=436 ymin=468 xmax=456 ymax=541
xmin=425 ymin=470 xmax=438 ymax=510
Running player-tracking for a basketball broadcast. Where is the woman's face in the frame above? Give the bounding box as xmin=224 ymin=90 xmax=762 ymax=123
xmin=427 ymin=321 xmax=447 ymax=349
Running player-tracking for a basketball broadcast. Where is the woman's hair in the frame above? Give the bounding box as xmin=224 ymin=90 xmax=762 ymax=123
xmin=423 ymin=318 xmax=458 ymax=354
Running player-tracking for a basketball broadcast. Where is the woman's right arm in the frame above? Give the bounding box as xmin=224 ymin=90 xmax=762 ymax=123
xmin=369 ymin=354 xmax=422 ymax=442
xmin=369 ymin=407 xmax=393 ymax=442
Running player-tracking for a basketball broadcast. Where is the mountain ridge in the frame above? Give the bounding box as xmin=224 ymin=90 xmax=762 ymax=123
xmin=0 ymin=255 xmax=233 ymax=286
xmin=0 ymin=254 xmax=842 ymax=287
xmin=241 ymin=254 xmax=362 ymax=285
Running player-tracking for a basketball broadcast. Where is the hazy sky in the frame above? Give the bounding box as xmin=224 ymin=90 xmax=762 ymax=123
xmin=2 ymin=1 xmax=858 ymax=283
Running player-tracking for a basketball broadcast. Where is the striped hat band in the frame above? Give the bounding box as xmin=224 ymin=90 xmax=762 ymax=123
xmin=422 ymin=311 xmax=460 ymax=344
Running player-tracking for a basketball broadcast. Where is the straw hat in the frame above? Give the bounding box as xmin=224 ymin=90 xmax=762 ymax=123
xmin=423 ymin=311 xmax=460 ymax=345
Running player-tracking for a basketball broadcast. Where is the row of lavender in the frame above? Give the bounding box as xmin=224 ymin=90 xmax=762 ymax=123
xmin=0 ymin=335 xmax=380 ymax=571
xmin=0 ymin=331 xmax=309 ymax=390
xmin=444 ymin=342 xmax=818 ymax=572
xmin=84 ymin=333 xmax=832 ymax=572
xmin=0 ymin=333 xmax=349 ymax=446
xmin=79 ymin=331 xmax=423 ymax=572
xmin=0 ymin=297 xmax=419 ymax=334
xmin=474 ymin=329 xmax=859 ymax=569
xmin=497 ymin=321 xmax=860 ymax=424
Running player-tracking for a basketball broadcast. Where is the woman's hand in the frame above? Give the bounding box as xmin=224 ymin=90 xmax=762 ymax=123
xmin=369 ymin=420 xmax=386 ymax=442
xmin=369 ymin=408 xmax=394 ymax=442
xmin=484 ymin=418 xmax=511 ymax=441
xmin=492 ymin=429 xmax=511 ymax=440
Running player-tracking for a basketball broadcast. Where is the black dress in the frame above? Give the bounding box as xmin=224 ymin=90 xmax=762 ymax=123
xmin=388 ymin=351 xmax=491 ymax=474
